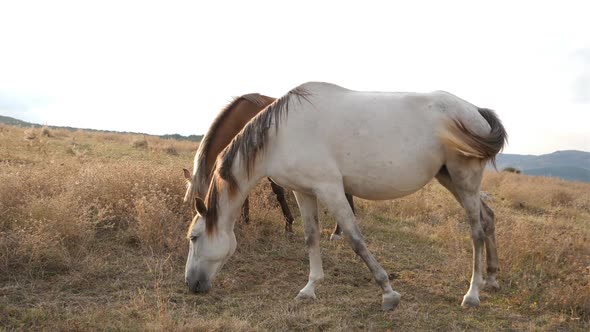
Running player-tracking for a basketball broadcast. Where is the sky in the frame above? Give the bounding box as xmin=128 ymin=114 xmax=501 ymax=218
xmin=0 ymin=0 xmax=588 ymax=155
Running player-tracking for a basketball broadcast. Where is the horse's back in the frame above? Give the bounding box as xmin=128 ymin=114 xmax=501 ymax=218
xmin=269 ymin=83 xmax=474 ymax=199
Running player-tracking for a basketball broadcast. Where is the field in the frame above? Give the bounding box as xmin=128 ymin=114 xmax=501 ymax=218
xmin=1 ymin=124 xmax=589 ymax=331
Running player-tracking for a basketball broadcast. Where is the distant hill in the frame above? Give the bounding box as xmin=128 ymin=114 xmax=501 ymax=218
xmin=494 ymin=150 xmax=590 ymax=183
xmin=0 ymin=115 xmax=44 ymax=128
xmin=0 ymin=114 xmax=203 ymax=142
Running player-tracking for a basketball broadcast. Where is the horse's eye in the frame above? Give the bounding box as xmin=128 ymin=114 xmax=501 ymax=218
xmin=190 ymin=235 xmax=197 ymax=242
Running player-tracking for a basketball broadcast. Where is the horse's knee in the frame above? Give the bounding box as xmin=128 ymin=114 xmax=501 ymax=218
xmin=345 ymin=234 xmax=366 ymax=255
xmin=303 ymin=216 xmax=319 ymax=246
xmin=470 ymin=224 xmax=486 ymax=242
xmin=303 ymin=223 xmax=319 ymax=246
xmin=304 ymin=233 xmax=318 ymax=247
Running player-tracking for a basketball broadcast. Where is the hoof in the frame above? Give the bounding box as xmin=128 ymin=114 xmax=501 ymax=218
xmin=329 ymin=233 xmax=341 ymax=241
xmin=461 ymin=295 xmax=480 ymax=308
xmin=382 ymin=291 xmax=401 ymax=311
xmin=483 ymin=279 xmax=500 ymax=292
xmin=295 ymin=291 xmax=317 ymax=301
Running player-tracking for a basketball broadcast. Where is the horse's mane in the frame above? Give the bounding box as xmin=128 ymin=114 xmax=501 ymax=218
xmin=185 ymin=94 xmax=269 ymax=204
xmin=204 ymin=86 xmax=312 ymax=234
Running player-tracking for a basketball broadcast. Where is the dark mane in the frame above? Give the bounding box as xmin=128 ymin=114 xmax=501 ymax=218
xmin=204 ymin=86 xmax=312 ymax=234
xmin=192 ymin=94 xmax=268 ymax=199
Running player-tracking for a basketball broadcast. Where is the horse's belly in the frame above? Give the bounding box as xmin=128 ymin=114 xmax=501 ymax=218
xmin=342 ymin=163 xmax=438 ymax=200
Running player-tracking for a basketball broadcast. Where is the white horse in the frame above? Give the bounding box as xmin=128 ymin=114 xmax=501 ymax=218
xmin=185 ymin=82 xmax=507 ymax=311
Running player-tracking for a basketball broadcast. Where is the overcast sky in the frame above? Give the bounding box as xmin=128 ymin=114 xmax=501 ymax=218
xmin=0 ymin=0 xmax=588 ymax=155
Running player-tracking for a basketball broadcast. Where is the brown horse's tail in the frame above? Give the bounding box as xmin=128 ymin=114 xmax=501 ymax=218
xmin=439 ymin=108 xmax=508 ymax=168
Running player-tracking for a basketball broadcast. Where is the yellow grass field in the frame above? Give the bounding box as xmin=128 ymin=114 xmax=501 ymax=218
xmin=1 ymin=124 xmax=589 ymax=331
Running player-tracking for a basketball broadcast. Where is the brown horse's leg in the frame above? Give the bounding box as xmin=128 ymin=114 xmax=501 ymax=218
xmin=330 ymin=193 xmax=354 ymax=240
xmin=480 ymin=199 xmax=500 ymax=291
xmin=240 ymin=196 xmax=250 ymax=224
xmin=268 ymin=178 xmax=294 ymax=233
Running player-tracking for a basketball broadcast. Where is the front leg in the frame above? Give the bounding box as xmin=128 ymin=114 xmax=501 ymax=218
xmin=292 ymin=191 xmax=323 ymax=300
xmin=317 ymin=186 xmax=400 ymax=311
xmin=330 ymin=193 xmax=354 ymax=241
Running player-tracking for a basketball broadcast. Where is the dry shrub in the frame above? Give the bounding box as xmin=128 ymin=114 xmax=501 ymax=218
xmin=481 ymin=172 xmax=590 ymax=318
xmin=170 ymin=139 xmax=199 ymax=155
xmin=0 ymin=173 xmax=98 ymax=274
xmin=0 ymin=156 xmax=190 ymax=276
xmin=0 ymin=169 xmax=27 ymax=230
xmin=497 ymin=211 xmax=590 ymax=317
xmin=12 ymin=219 xmax=74 ymax=274
xmin=24 ymin=128 xmax=37 ymax=140
xmin=162 ymin=144 xmax=178 ymax=156
xmin=483 ymin=172 xmax=589 ymax=215
xmin=131 ymin=191 xmax=185 ymax=253
xmin=132 ymin=136 xmax=149 ymax=149
xmin=26 ymin=194 xmax=96 ymax=246
xmin=66 ymin=142 xmax=88 ymax=157
xmin=550 ymin=190 xmax=574 ymax=207
xmin=48 ymin=128 xmax=71 ymax=139
xmin=148 ymin=138 xmax=197 ymax=156
xmin=95 ymin=131 xmax=127 ymax=143
xmin=41 ymin=126 xmax=52 ymax=137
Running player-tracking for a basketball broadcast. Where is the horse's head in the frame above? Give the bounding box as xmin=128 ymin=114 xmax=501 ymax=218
xmin=185 ymin=197 xmax=236 ymax=293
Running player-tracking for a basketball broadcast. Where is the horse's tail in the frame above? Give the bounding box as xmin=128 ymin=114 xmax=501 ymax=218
xmin=439 ymin=108 xmax=508 ymax=168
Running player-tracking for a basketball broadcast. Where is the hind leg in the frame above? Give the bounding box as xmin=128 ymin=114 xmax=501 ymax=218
xmin=240 ymin=196 xmax=250 ymax=224
xmin=268 ymin=178 xmax=295 ymax=233
xmin=480 ymin=200 xmax=500 ymax=291
xmin=437 ymin=161 xmax=486 ymax=307
xmin=436 ymin=167 xmax=500 ymax=293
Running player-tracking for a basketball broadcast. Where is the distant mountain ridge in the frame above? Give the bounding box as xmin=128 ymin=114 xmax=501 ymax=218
xmin=0 ymin=114 xmax=203 ymax=142
xmin=494 ymin=150 xmax=590 ymax=183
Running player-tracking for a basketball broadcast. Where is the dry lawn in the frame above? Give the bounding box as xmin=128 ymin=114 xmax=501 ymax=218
xmin=1 ymin=124 xmax=589 ymax=331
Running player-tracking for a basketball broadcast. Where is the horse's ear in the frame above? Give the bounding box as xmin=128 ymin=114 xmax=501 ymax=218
xmin=183 ymin=168 xmax=191 ymax=181
xmin=194 ymin=197 xmax=207 ymax=216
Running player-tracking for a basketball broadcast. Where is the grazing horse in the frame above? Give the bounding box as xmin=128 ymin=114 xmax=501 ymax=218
xmin=183 ymin=93 xmax=354 ymax=236
xmin=185 ymin=82 xmax=507 ymax=311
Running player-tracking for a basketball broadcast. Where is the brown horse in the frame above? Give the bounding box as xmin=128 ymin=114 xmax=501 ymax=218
xmin=184 ymin=93 xmax=354 ymax=235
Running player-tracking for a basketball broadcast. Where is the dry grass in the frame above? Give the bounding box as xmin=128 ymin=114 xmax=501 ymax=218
xmin=1 ymin=123 xmax=588 ymax=331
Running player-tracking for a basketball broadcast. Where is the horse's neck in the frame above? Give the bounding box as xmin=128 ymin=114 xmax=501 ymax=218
xmin=217 ymin=159 xmax=266 ymax=230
